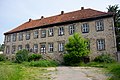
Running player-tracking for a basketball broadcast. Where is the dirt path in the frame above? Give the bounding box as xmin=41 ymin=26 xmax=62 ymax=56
xmin=49 ymin=66 xmax=110 ymax=80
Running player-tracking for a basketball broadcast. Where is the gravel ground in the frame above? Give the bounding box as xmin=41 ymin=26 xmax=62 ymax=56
xmin=49 ymin=66 xmax=110 ymax=80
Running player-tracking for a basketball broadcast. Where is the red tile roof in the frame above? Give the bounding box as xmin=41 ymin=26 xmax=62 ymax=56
xmin=4 ymin=8 xmax=113 ymax=34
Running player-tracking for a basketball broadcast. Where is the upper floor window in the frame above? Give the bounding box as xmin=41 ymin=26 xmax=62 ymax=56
xmin=48 ymin=43 xmax=54 ymax=52
xmin=33 ymin=30 xmax=39 ymax=39
xmin=12 ymin=45 xmax=16 ymax=54
xmin=18 ymin=45 xmax=22 ymax=51
xmin=96 ymin=20 xmax=104 ymax=31
xmin=41 ymin=30 xmax=46 ymax=38
xmin=25 ymin=44 xmax=30 ymax=51
xmin=12 ymin=33 xmax=17 ymax=42
xmin=58 ymin=42 xmax=64 ymax=52
xmin=19 ymin=32 xmax=23 ymax=41
xmin=97 ymin=39 xmax=105 ymax=51
xmin=81 ymin=23 xmax=89 ymax=33
xmin=58 ymin=27 xmax=64 ymax=36
xmin=33 ymin=44 xmax=38 ymax=53
xmin=26 ymin=32 xmax=30 ymax=40
xmin=40 ymin=43 xmax=46 ymax=54
xmin=6 ymin=35 xmax=11 ymax=42
xmin=48 ymin=28 xmax=54 ymax=37
xmin=69 ymin=24 xmax=75 ymax=35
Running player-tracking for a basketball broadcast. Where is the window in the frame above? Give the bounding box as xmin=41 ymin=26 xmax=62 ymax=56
xmin=6 ymin=46 xmax=10 ymax=54
xmin=81 ymin=23 xmax=89 ymax=33
xmin=97 ymin=39 xmax=105 ymax=51
xmin=19 ymin=32 xmax=23 ymax=41
xmin=12 ymin=33 xmax=17 ymax=42
xmin=69 ymin=24 xmax=75 ymax=35
xmin=26 ymin=32 xmax=30 ymax=40
xmin=96 ymin=20 xmax=104 ymax=31
xmin=33 ymin=44 xmax=38 ymax=53
xmin=58 ymin=27 xmax=64 ymax=36
xmin=34 ymin=30 xmax=39 ymax=39
xmin=48 ymin=43 xmax=54 ymax=52
xmin=6 ymin=35 xmax=11 ymax=42
xmin=12 ymin=45 xmax=16 ymax=54
xmin=58 ymin=42 xmax=64 ymax=52
xmin=18 ymin=45 xmax=22 ymax=50
xmin=41 ymin=30 xmax=46 ymax=38
xmin=48 ymin=28 xmax=54 ymax=37
xmin=25 ymin=44 xmax=30 ymax=51
xmin=40 ymin=44 xmax=46 ymax=54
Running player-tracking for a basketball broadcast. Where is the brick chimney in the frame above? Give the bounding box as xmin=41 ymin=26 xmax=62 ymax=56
xmin=29 ymin=18 xmax=32 ymax=22
xmin=41 ymin=16 xmax=44 ymax=19
xmin=81 ymin=7 xmax=84 ymax=10
xmin=61 ymin=11 xmax=64 ymax=15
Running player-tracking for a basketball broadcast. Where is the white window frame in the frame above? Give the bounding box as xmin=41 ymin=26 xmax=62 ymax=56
xmin=34 ymin=30 xmax=39 ymax=39
xmin=12 ymin=33 xmax=17 ymax=42
xmin=48 ymin=43 xmax=54 ymax=52
xmin=69 ymin=24 xmax=75 ymax=35
xmin=33 ymin=44 xmax=38 ymax=53
xmin=19 ymin=32 xmax=23 ymax=41
xmin=58 ymin=42 xmax=64 ymax=52
xmin=12 ymin=45 xmax=16 ymax=54
xmin=97 ymin=39 xmax=105 ymax=51
xmin=96 ymin=20 xmax=104 ymax=31
xmin=81 ymin=23 xmax=89 ymax=33
xmin=40 ymin=44 xmax=46 ymax=53
xmin=58 ymin=27 xmax=64 ymax=36
xmin=41 ymin=30 xmax=46 ymax=38
xmin=26 ymin=32 xmax=30 ymax=40
xmin=18 ymin=45 xmax=22 ymax=50
xmin=25 ymin=44 xmax=30 ymax=51
xmin=48 ymin=28 xmax=54 ymax=36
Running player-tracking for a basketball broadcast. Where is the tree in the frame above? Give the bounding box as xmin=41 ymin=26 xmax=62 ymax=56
xmin=107 ymin=5 xmax=120 ymax=51
xmin=0 ymin=44 xmax=5 ymax=52
xmin=64 ymin=33 xmax=90 ymax=65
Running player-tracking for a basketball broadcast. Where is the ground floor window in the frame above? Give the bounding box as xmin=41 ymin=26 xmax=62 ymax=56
xmin=58 ymin=42 xmax=64 ymax=52
xmin=6 ymin=46 xmax=10 ymax=54
xmin=40 ymin=44 xmax=46 ymax=54
xmin=12 ymin=45 xmax=16 ymax=54
xmin=25 ymin=44 xmax=30 ymax=51
xmin=33 ymin=44 xmax=38 ymax=53
xmin=18 ymin=45 xmax=22 ymax=51
xmin=97 ymin=39 xmax=105 ymax=51
xmin=48 ymin=43 xmax=54 ymax=52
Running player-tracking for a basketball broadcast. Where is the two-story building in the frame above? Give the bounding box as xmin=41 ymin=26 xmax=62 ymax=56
xmin=4 ymin=7 xmax=117 ymax=61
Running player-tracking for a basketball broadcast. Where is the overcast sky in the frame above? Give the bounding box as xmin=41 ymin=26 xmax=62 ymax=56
xmin=0 ymin=0 xmax=120 ymax=44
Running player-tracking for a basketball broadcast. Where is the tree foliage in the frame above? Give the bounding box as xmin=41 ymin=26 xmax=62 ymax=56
xmin=64 ymin=33 xmax=90 ymax=65
xmin=107 ymin=4 xmax=120 ymax=51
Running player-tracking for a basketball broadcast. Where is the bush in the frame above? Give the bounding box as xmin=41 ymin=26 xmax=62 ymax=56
xmin=64 ymin=52 xmax=83 ymax=66
xmin=29 ymin=60 xmax=58 ymax=67
xmin=0 ymin=54 xmax=5 ymax=61
xmin=94 ymin=54 xmax=115 ymax=63
xmin=15 ymin=49 xmax=29 ymax=63
xmin=28 ymin=54 xmax=42 ymax=62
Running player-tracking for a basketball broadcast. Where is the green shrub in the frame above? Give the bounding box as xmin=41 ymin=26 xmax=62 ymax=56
xmin=28 ymin=54 xmax=42 ymax=62
xmin=94 ymin=54 xmax=115 ymax=63
xmin=29 ymin=60 xmax=58 ymax=67
xmin=64 ymin=52 xmax=83 ymax=66
xmin=0 ymin=54 xmax=5 ymax=61
xmin=15 ymin=49 xmax=29 ymax=63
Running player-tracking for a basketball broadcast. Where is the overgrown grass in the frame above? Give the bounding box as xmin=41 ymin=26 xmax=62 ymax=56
xmin=0 ymin=61 xmax=53 ymax=80
xmin=0 ymin=62 xmax=22 ymax=80
xmin=29 ymin=60 xmax=59 ymax=67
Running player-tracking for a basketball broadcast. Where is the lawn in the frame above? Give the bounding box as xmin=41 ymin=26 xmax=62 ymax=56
xmin=0 ymin=62 xmax=53 ymax=80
